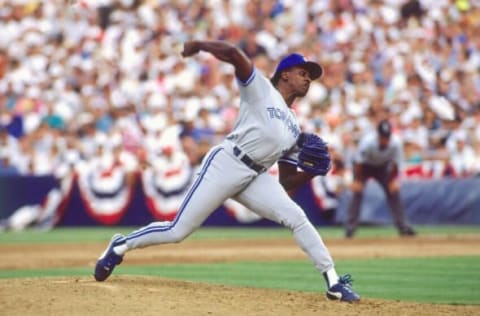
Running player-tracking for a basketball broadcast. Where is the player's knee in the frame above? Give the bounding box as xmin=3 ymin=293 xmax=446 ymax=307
xmin=169 ymin=225 xmax=197 ymax=243
xmin=282 ymin=209 xmax=308 ymax=231
xmin=165 ymin=227 xmax=190 ymax=243
xmin=169 ymin=232 xmax=187 ymax=243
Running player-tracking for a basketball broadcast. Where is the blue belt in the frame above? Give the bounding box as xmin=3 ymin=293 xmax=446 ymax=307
xmin=233 ymin=146 xmax=267 ymax=173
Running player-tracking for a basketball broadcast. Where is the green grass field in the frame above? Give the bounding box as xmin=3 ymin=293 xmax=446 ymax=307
xmin=1 ymin=226 xmax=479 ymax=305
xmin=1 ymin=225 xmax=479 ymax=243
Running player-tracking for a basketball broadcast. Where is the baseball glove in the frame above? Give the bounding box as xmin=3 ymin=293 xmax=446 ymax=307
xmin=296 ymin=133 xmax=331 ymax=176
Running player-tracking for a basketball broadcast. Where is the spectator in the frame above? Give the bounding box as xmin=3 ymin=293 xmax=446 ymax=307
xmin=447 ymin=131 xmax=477 ymax=177
xmin=0 ymin=0 xmax=477 ymax=178
xmin=0 ymin=153 xmax=19 ymax=176
xmin=0 ymin=126 xmax=19 ymax=158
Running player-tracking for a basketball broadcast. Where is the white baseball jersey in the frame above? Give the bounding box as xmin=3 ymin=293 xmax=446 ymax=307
xmin=354 ymin=132 xmax=403 ymax=166
xmin=226 ymin=68 xmax=301 ymax=168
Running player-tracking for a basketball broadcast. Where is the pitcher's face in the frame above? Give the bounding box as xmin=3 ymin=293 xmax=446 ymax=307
xmin=286 ymin=66 xmax=313 ymax=97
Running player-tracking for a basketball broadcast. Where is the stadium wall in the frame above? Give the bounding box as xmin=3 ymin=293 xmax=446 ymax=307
xmin=1 ymin=175 xmax=479 ymax=228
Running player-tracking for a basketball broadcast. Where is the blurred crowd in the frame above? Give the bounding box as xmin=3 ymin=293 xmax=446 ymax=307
xmin=0 ymin=0 xmax=480 ymax=180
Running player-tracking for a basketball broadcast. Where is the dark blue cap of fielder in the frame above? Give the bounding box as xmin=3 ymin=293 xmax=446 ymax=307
xmin=271 ymin=53 xmax=323 ymax=84
xmin=377 ymin=120 xmax=392 ymax=138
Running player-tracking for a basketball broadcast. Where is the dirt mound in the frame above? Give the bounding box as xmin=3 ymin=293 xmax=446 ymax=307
xmin=1 ymin=235 xmax=479 ymax=315
xmin=1 ymin=276 xmax=479 ymax=316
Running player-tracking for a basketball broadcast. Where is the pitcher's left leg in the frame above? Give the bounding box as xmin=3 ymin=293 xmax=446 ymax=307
xmin=234 ymin=173 xmax=359 ymax=302
xmin=234 ymin=173 xmax=334 ymax=274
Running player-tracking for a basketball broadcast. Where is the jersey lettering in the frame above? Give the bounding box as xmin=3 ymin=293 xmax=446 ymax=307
xmin=266 ymin=107 xmax=300 ymax=138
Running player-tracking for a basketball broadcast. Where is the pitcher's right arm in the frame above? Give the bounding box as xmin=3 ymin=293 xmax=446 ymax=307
xmin=182 ymin=40 xmax=253 ymax=83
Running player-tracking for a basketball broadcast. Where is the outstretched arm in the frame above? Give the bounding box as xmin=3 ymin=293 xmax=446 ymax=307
xmin=181 ymin=40 xmax=253 ymax=82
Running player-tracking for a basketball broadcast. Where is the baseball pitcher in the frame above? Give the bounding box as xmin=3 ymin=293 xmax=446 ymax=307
xmin=94 ymin=40 xmax=360 ymax=302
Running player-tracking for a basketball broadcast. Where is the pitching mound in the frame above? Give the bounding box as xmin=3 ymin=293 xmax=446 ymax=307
xmin=1 ymin=235 xmax=480 ymax=315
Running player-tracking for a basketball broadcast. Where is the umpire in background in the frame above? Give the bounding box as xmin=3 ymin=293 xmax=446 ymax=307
xmin=345 ymin=119 xmax=416 ymax=238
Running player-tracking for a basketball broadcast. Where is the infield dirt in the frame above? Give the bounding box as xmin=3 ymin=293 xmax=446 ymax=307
xmin=1 ymin=234 xmax=480 ymax=316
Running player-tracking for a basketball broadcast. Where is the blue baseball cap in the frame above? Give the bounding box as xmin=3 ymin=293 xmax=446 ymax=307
xmin=271 ymin=53 xmax=323 ymax=84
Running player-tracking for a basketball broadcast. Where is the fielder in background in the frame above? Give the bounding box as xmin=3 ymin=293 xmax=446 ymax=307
xmin=345 ymin=119 xmax=417 ymax=238
xmin=94 ymin=40 xmax=360 ymax=302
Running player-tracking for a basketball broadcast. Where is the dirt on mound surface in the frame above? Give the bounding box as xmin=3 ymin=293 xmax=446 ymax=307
xmin=1 ymin=234 xmax=480 ymax=315
xmin=1 ymin=276 xmax=479 ymax=316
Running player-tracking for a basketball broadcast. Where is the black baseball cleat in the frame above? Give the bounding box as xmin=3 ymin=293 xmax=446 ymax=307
xmin=326 ymin=274 xmax=360 ymax=302
xmin=94 ymin=234 xmax=125 ymax=282
xmin=345 ymin=228 xmax=355 ymax=239
xmin=399 ymin=226 xmax=417 ymax=237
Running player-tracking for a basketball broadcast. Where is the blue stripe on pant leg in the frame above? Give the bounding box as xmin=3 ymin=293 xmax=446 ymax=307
xmin=124 ymin=148 xmax=223 ymax=242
